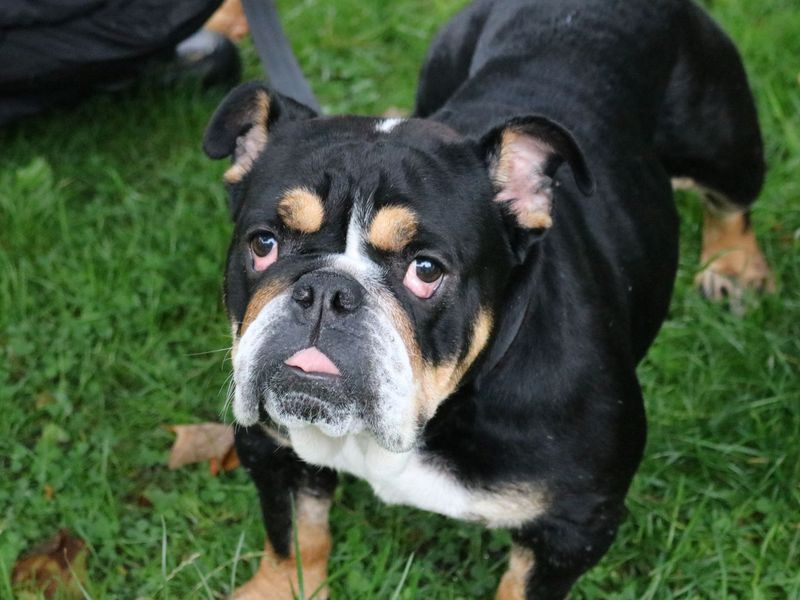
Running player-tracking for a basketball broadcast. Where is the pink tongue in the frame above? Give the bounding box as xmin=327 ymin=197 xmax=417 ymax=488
xmin=285 ymin=347 xmax=341 ymax=376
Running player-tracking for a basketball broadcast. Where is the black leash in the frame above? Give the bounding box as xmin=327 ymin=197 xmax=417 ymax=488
xmin=239 ymin=0 xmax=321 ymax=112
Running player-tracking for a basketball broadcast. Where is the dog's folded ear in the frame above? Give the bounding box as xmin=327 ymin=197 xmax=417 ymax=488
xmin=482 ymin=116 xmax=594 ymax=231
xmin=203 ymin=82 xmax=317 ymax=188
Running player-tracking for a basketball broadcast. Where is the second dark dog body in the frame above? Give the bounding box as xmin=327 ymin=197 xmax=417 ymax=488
xmin=203 ymin=1 xmax=766 ymax=597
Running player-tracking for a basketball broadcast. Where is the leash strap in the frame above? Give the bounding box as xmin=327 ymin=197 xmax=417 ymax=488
xmin=239 ymin=0 xmax=321 ymax=112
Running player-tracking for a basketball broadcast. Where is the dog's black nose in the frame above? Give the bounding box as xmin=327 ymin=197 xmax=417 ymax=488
xmin=292 ymin=272 xmax=365 ymax=317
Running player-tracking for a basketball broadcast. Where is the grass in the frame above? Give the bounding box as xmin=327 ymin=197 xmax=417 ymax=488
xmin=0 ymin=0 xmax=798 ymax=597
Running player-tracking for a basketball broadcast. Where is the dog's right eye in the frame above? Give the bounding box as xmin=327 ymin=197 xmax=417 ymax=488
xmin=249 ymin=232 xmax=278 ymax=271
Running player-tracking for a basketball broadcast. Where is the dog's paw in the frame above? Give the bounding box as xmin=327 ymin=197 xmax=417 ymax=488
xmin=229 ymin=579 xmax=266 ymax=600
xmin=229 ymin=552 xmax=330 ymax=600
xmin=230 ymin=573 xmax=329 ymax=600
xmin=695 ymin=246 xmax=775 ymax=315
xmin=695 ymin=208 xmax=775 ymax=314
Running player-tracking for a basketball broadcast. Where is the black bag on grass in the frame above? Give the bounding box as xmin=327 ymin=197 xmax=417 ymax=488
xmin=0 ymin=0 xmax=223 ymax=125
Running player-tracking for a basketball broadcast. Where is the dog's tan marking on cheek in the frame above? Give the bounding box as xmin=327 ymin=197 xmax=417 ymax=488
xmin=377 ymin=295 xmax=493 ymax=419
xmin=231 ymin=495 xmax=332 ymax=600
xmin=495 ymin=546 xmax=535 ymax=600
xmin=224 ymin=92 xmax=270 ymax=185
xmin=241 ymin=279 xmax=289 ymax=336
xmin=368 ymin=205 xmax=419 ymax=252
xmin=417 ymin=309 xmax=493 ymax=417
xmin=277 ymin=188 xmax=325 ymax=233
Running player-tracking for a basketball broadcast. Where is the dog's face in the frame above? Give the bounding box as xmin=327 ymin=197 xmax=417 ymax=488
xmin=204 ymin=84 xmax=592 ymax=452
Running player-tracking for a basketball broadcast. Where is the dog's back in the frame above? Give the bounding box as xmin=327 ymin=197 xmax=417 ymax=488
xmin=416 ymin=0 xmax=765 ymax=358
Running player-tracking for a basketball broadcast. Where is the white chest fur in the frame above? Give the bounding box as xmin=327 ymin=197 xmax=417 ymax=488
xmin=288 ymin=427 xmax=547 ymax=528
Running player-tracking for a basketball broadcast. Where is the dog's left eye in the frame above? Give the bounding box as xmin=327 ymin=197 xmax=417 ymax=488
xmin=403 ymin=257 xmax=445 ymax=299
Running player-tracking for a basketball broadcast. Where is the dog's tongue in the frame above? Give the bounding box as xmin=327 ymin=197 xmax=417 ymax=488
xmin=285 ymin=347 xmax=341 ymax=376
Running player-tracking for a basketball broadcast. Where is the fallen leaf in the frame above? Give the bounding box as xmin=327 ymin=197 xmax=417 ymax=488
xmin=12 ymin=529 xmax=88 ymax=599
xmin=167 ymin=423 xmax=236 ymax=473
xmin=43 ymin=484 xmax=54 ymax=501
xmin=209 ymin=445 xmax=240 ymax=476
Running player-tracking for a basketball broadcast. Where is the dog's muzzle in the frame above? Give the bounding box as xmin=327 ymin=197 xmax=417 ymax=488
xmin=232 ymin=269 xmax=418 ymax=451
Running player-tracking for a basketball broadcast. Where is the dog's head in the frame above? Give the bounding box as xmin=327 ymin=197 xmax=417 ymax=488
xmin=204 ymin=84 xmax=592 ymax=452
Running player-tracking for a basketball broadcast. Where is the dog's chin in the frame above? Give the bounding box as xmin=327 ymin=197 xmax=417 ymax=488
xmin=264 ymin=391 xmax=362 ymax=438
xmin=234 ymin=392 xmax=418 ymax=453
xmin=233 ymin=363 xmax=419 ymax=452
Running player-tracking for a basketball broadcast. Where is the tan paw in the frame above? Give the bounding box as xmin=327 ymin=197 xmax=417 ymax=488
xmin=695 ymin=210 xmax=775 ymax=313
xmin=695 ymin=252 xmax=774 ymax=297
xmin=230 ymin=563 xmax=329 ymax=600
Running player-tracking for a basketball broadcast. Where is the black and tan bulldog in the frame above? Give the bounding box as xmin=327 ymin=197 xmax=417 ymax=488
xmin=202 ymin=0 xmax=773 ymax=597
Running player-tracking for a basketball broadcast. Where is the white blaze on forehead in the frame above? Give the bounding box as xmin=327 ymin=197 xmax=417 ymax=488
xmin=344 ymin=199 xmax=366 ymax=260
xmin=375 ymin=118 xmax=404 ymax=133
xmin=338 ymin=196 xmax=382 ymax=283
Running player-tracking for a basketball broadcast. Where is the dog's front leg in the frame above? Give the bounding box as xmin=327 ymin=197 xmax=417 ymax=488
xmin=232 ymin=426 xmax=338 ymax=600
xmin=497 ymin=500 xmax=625 ymax=600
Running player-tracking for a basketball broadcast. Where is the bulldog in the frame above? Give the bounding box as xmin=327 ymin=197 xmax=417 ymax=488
xmin=202 ymin=0 xmax=773 ymax=597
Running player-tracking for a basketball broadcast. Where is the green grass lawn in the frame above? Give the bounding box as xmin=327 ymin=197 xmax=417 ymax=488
xmin=1 ymin=0 xmax=798 ymax=598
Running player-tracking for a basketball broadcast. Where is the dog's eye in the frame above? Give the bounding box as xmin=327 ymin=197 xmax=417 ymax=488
xmin=249 ymin=231 xmax=278 ymax=272
xmin=403 ymin=257 xmax=444 ymax=299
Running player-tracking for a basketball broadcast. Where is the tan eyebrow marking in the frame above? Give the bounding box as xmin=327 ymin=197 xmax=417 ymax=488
xmin=277 ymin=187 xmax=325 ymax=234
xmin=367 ymin=205 xmax=419 ymax=252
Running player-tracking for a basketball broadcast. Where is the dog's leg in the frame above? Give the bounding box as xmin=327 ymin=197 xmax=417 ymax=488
xmin=232 ymin=426 xmax=337 ymax=600
xmin=688 ymin=189 xmax=775 ymax=312
xmin=496 ymin=545 xmax=535 ymax=600
xmin=656 ymin=3 xmax=774 ymax=307
xmin=496 ymin=504 xmax=624 ymax=600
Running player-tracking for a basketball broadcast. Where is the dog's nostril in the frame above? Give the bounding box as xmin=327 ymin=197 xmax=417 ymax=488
xmin=331 ymin=282 xmax=364 ymax=313
xmin=332 ymin=287 xmax=362 ymax=313
xmin=292 ymin=284 xmax=314 ymax=308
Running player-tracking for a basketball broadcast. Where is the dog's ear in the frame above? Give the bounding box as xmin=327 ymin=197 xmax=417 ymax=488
xmin=203 ymin=82 xmax=317 ymax=216
xmin=482 ymin=116 xmax=594 ymax=234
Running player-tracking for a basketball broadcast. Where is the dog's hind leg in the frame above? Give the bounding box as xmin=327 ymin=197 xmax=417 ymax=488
xmin=680 ymin=187 xmax=775 ymax=313
xmin=231 ymin=426 xmax=337 ymax=599
xmin=657 ymin=2 xmax=774 ymax=308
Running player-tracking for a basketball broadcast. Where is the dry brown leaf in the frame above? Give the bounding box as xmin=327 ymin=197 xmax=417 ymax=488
xmin=210 ymin=445 xmax=240 ymax=476
xmin=167 ymin=422 xmax=236 ymax=472
xmin=12 ymin=529 xmax=88 ymax=599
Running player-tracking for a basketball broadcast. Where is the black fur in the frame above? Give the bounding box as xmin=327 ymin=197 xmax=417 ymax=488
xmin=206 ymin=1 xmax=764 ymax=596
